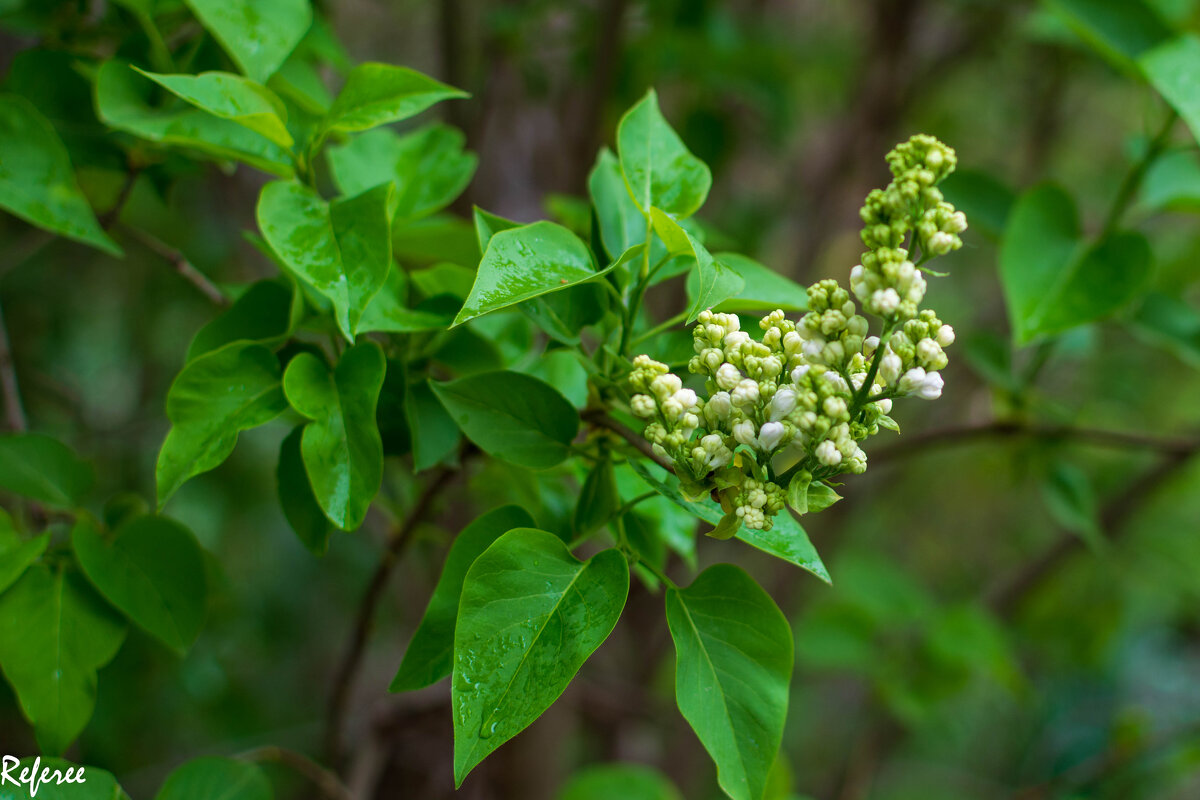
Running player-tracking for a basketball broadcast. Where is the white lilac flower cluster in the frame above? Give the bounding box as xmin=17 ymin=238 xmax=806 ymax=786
xmin=625 ymin=135 xmax=965 ymax=535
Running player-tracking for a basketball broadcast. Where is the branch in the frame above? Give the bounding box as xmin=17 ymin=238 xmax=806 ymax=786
xmin=582 ymin=409 xmax=675 ymax=473
xmin=0 ymin=299 xmax=26 ymax=432
xmin=870 ymin=420 xmax=1200 ymax=464
xmin=239 ymin=746 xmax=354 ymax=800
xmin=323 ymin=462 xmax=460 ymax=766
xmin=121 ymin=224 xmax=229 ymax=307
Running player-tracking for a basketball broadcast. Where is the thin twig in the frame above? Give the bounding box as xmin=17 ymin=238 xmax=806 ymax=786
xmin=870 ymin=419 xmax=1200 ymax=463
xmin=324 ymin=463 xmax=459 ymax=766
xmin=0 ymin=299 xmax=27 ymax=432
xmin=121 ymin=224 xmax=229 ymax=307
xmin=240 ymin=746 xmax=355 ymax=800
xmin=99 ymin=167 xmax=141 ymax=230
xmin=582 ymin=409 xmax=675 ymax=473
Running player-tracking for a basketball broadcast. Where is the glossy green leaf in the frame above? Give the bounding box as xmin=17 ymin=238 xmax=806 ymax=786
xmin=453 ymin=221 xmax=605 ymax=326
xmin=0 ymin=433 xmax=93 ymax=508
xmin=412 ymin=262 xmax=477 ymax=301
xmin=283 ymin=342 xmax=385 ymax=530
xmin=589 ymin=147 xmax=666 ymax=263
xmin=323 ymin=62 xmax=467 ymax=134
xmin=452 ymin=529 xmax=629 ymax=786
xmin=574 ymin=458 xmax=620 ymax=536
xmin=277 ymin=426 xmax=333 ymax=555
xmin=95 ymin=60 xmax=294 ymax=177
xmin=391 ymin=505 xmax=536 ymax=692
xmin=407 ymin=379 xmax=462 ymax=471
xmin=154 ymin=757 xmax=271 ymax=800
xmin=559 ymin=764 xmax=682 ymax=800
xmin=431 ymin=371 xmax=579 ymax=469
xmin=1128 ymin=292 xmax=1200 ymax=368
xmin=651 ymin=209 xmax=745 ymax=324
xmin=72 ymin=515 xmax=207 ymax=654
xmin=617 ymin=89 xmax=712 ymax=218
xmin=472 ymin=206 xmax=521 ymax=253
xmin=0 ymin=511 xmax=48 ymax=595
xmin=133 ymin=68 xmax=293 ymax=148
xmin=1049 ymin=0 xmax=1170 ymax=67
xmin=698 ymin=253 xmax=807 ymax=312
xmin=156 ymin=342 xmax=288 ymax=507
xmin=358 ymin=265 xmax=454 ymax=334
xmin=0 ymin=565 xmax=126 ymax=755
xmin=186 ymin=280 xmax=297 ymax=361
xmin=393 ymin=214 xmax=481 ymax=267
xmin=626 ymin=459 xmax=829 ymax=582
xmin=185 ymin=0 xmax=312 ymax=83
xmin=1000 ymin=185 xmax=1152 ymax=343
xmin=257 ymin=180 xmax=393 ymax=340
xmin=666 ymin=564 xmax=793 ymax=800
xmin=1141 ymin=35 xmax=1200 ymax=145
xmin=328 ymin=124 xmax=477 ymax=220
xmin=0 ymin=95 xmax=119 ymax=255
xmin=1138 ymin=149 xmax=1200 ymax=212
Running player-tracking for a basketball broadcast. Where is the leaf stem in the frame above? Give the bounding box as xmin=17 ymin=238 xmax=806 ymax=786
xmin=1099 ymin=107 xmax=1177 ymax=238
xmin=631 ymin=311 xmax=688 ymax=346
xmin=122 ymin=225 xmax=229 ymax=307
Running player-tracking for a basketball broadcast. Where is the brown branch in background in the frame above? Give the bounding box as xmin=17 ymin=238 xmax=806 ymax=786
xmin=582 ymin=409 xmax=675 ymax=473
xmin=0 ymin=300 xmax=27 ymax=432
xmin=240 ymin=746 xmax=355 ymax=800
xmin=324 ymin=463 xmax=460 ymax=767
xmin=870 ymin=420 xmax=1200 ymax=464
xmin=121 ymin=224 xmax=229 ymax=307
xmin=569 ymin=0 xmax=629 ymax=192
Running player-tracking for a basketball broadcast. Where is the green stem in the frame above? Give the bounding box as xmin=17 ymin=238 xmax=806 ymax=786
xmin=852 ymin=320 xmax=896 ymax=411
xmin=632 ymin=311 xmax=688 ymax=346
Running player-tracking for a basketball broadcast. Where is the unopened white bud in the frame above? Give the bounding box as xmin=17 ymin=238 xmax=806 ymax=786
xmin=936 ymin=324 xmax=955 ymax=347
xmin=631 ymin=394 xmax=656 ymax=418
xmin=707 ymin=391 xmax=732 ymax=419
xmin=823 ymin=396 xmax=848 ymax=418
xmin=650 ymin=373 xmax=682 ymax=401
xmin=816 ymin=439 xmax=842 ymax=466
xmin=769 ymin=387 xmax=797 ymax=421
xmin=875 ymin=398 xmax=892 ymax=414
xmin=758 ymin=421 xmax=786 ymax=451
xmin=715 ymin=363 xmax=741 ymax=391
xmin=863 ymin=336 xmax=880 ymax=356
xmin=917 ymin=338 xmax=941 ymax=363
xmin=731 ymin=379 xmax=760 ymax=407
xmin=790 ymin=364 xmax=811 ymax=384
xmin=879 ymin=351 xmax=902 ymax=384
xmin=916 ymin=371 xmax=944 ymax=400
xmin=732 ymin=419 xmax=757 ymax=447
xmin=899 ymin=367 xmax=927 ymax=394
xmin=946 ymin=211 xmax=967 ymax=233
xmin=673 ymin=388 xmax=698 ymax=409
xmin=928 ymin=231 xmax=955 ymax=255
xmin=872 ymin=288 xmax=900 ymax=315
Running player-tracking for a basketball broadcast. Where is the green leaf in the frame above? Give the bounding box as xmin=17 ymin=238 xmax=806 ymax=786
xmin=187 ymin=280 xmax=298 ymax=361
xmin=574 ymin=457 xmax=620 ymax=536
xmin=559 ymin=764 xmax=682 ymax=800
xmin=785 ymin=471 xmax=811 ymax=515
xmin=257 ymin=180 xmax=394 ymax=340
xmin=0 ymin=95 xmax=120 ymax=255
xmin=431 ymin=371 xmax=579 ymax=469
xmin=133 ymin=68 xmax=293 ymax=148
xmin=156 ymin=342 xmax=288 ymax=507
xmin=328 ymin=124 xmax=477 ymax=220
xmin=407 ymin=379 xmax=461 ymax=471
xmin=95 ymin=60 xmax=293 ymax=177
xmin=1138 ymin=149 xmax=1200 ymax=212
xmin=1049 ymin=0 xmax=1171 ymax=67
xmin=804 ymin=482 xmax=842 ymax=514
xmin=617 ymin=89 xmax=712 ymax=218
xmin=589 ymin=147 xmax=666 ymax=262
xmin=1128 ymin=292 xmax=1200 ymax=368
xmin=391 ymin=505 xmax=536 ymax=692
xmin=154 ymin=757 xmax=272 ymax=800
xmin=277 ymin=425 xmax=333 ymax=555
xmin=651 ymin=209 xmax=744 ymax=324
xmin=358 ymin=265 xmax=454 ymax=334
xmin=452 ymin=529 xmax=629 ymax=786
xmin=0 ymin=514 xmax=48 ymax=595
xmin=412 ymin=262 xmax=477 ymax=301
xmin=626 ymin=459 xmax=829 ymax=583
xmin=323 ymin=62 xmax=467 ymax=134
xmin=283 ymin=342 xmax=385 ymax=530
xmin=0 ymin=433 xmax=93 ymax=508
xmin=185 ymin=0 xmax=312 ymax=83
xmin=472 ymin=206 xmax=521 ymax=253
xmin=72 ymin=515 xmax=207 ymax=654
xmin=999 ymin=185 xmax=1152 ymax=343
xmin=0 ymin=565 xmax=126 ymax=755
xmin=665 ymin=564 xmax=793 ymax=800
xmin=453 ymin=221 xmax=608 ymax=326
xmin=699 ymin=253 xmax=807 ymax=312
xmin=1141 ymin=35 xmax=1200 ymax=145
xmin=393 ymin=214 xmax=481 ymax=267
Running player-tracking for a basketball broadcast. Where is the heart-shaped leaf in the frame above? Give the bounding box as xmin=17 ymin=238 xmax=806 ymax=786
xmin=185 ymin=0 xmax=312 ymax=83
xmin=617 ymin=89 xmax=711 ymax=218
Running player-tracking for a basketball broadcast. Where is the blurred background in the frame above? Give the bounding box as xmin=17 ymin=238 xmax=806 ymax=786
xmin=2 ymin=0 xmax=1200 ymax=798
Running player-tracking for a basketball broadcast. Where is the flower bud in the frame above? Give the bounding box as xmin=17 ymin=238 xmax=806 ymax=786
xmin=716 ymin=363 xmax=742 ymax=390
xmin=631 ymin=394 xmax=656 ymax=418
xmin=769 ymin=387 xmax=798 ymax=421
xmin=899 ymin=367 xmax=927 ymax=394
xmin=871 ymin=288 xmax=900 ymax=315
xmin=879 ymin=351 xmax=903 ymax=384
xmin=731 ymin=379 xmax=760 ymax=407
xmin=816 ymin=439 xmax=842 ymax=466
xmin=916 ymin=371 xmax=944 ymax=400
xmin=732 ymin=419 xmax=758 ymax=447
xmin=758 ymin=421 xmax=786 ymax=451
xmin=936 ymin=324 xmax=955 ymax=347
